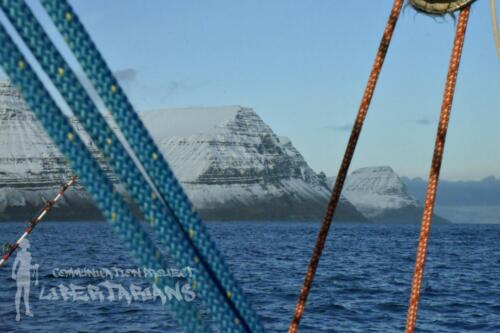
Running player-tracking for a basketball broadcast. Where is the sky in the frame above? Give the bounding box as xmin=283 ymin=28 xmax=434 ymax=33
xmin=0 ymin=0 xmax=499 ymax=181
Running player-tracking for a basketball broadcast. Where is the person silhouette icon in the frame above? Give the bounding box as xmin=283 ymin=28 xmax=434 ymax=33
xmin=11 ymin=238 xmax=38 ymax=322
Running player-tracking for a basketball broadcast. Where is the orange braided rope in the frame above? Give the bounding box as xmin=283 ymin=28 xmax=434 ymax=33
xmin=405 ymin=6 xmax=471 ymax=333
xmin=288 ymin=1 xmax=404 ymax=332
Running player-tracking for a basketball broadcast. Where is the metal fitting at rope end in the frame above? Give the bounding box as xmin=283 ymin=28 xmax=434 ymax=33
xmin=409 ymin=0 xmax=476 ymax=14
xmin=3 ymin=243 xmax=13 ymax=255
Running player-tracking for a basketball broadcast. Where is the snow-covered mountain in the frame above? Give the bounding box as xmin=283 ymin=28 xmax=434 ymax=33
xmin=342 ymin=166 xmax=418 ymax=218
xmin=133 ymin=106 xmax=365 ymax=221
xmin=0 ymin=82 xmax=365 ymax=221
xmin=337 ymin=166 xmax=450 ymax=223
xmin=0 ymin=82 xmax=104 ymax=220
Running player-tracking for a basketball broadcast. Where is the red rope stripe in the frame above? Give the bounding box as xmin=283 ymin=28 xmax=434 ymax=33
xmin=405 ymin=6 xmax=471 ymax=333
xmin=0 ymin=176 xmax=77 ymax=267
xmin=288 ymin=1 xmax=404 ymax=331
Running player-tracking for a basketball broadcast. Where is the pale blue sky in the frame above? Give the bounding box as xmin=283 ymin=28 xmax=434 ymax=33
xmin=1 ymin=1 xmax=499 ymax=180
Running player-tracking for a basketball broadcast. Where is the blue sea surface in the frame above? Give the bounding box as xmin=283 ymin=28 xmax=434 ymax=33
xmin=0 ymin=221 xmax=499 ymax=332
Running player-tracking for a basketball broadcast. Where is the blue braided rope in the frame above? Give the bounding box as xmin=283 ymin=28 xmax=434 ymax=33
xmin=1 ymin=1 xmax=254 ymax=331
xmin=39 ymin=1 xmax=264 ymax=331
xmin=39 ymin=0 xmax=264 ymax=331
xmin=0 ymin=22 xmax=211 ymax=333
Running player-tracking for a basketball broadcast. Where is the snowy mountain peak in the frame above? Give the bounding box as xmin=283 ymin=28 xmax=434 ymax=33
xmin=346 ymin=166 xmax=413 ymax=197
xmin=142 ymin=106 xmax=317 ymax=185
xmin=342 ymin=166 xmax=418 ymax=219
xmin=337 ymin=166 xmax=449 ymax=223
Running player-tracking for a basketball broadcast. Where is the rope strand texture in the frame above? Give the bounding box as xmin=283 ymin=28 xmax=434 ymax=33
xmin=405 ymin=6 xmax=470 ymax=333
xmin=38 ymin=0 xmax=263 ymax=332
xmin=0 ymin=22 xmax=211 ymax=333
xmin=288 ymin=1 xmax=404 ymax=332
xmin=0 ymin=1 xmax=254 ymax=331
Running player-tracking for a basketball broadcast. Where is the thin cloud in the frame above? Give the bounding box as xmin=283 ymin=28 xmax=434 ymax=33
xmin=166 ymin=80 xmax=210 ymax=97
xmin=321 ymin=124 xmax=353 ymax=132
xmin=415 ymin=117 xmax=432 ymax=126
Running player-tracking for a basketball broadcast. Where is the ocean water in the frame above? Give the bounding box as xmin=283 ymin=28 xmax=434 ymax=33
xmin=0 ymin=221 xmax=499 ymax=332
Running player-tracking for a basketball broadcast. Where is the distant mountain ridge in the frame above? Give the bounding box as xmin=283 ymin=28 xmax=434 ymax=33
xmin=0 ymin=82 xmax=365 ymax=221
xmin=329 ymin=166 xmax=450 ymax=223
xmin=402 ymin=176 xmax=500 ymax=206
xmin=402 ymin=176 xmax=500 ymax=224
